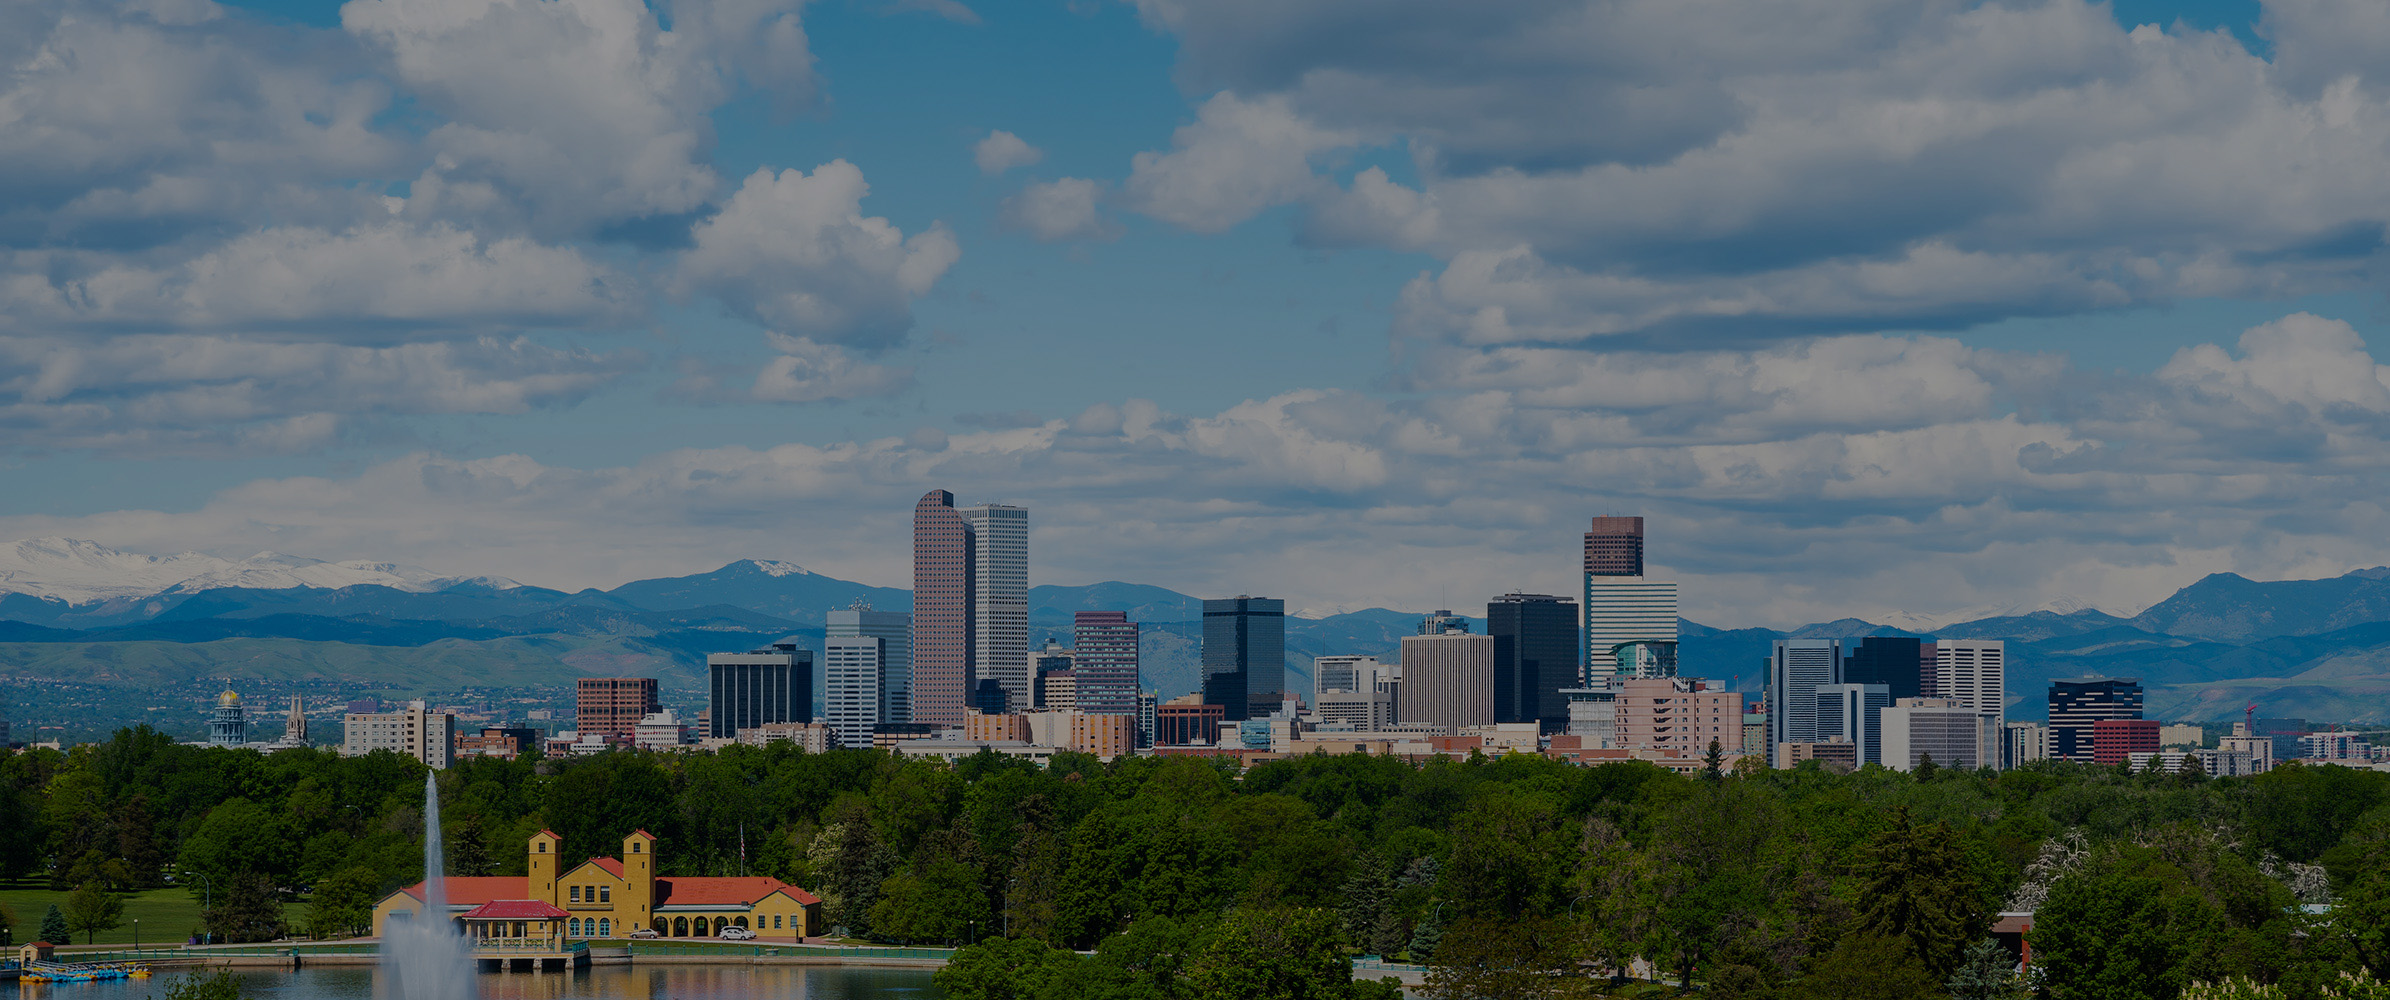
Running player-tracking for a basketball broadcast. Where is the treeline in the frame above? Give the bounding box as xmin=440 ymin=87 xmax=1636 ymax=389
xmin=3 ymin=728 xmax=2389 ymax=998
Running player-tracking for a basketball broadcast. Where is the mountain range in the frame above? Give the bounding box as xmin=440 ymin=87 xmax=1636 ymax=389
xmin=2 ymin=538 xmax=2387 ymax=740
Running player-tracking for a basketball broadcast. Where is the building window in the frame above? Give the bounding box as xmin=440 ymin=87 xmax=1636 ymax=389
xmin=538 ymin=842 xmax=546 ymax=852
xmin=570 ymin=886 xmax=581 ymax=902
xmin=599 ymin=919 xmax=610 ymax=937
xmin=569 ymin=918 xmax=581 ymax=936
xmin=633 ymin=843 xmax=642 ymax=853
xmin=601 ymin=887 xmax=611 ymax=903
xmin=772 ymin=915 xmax=781 ymax=929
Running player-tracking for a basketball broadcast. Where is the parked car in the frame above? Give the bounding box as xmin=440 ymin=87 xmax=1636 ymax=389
xmin=628 ymin=928 xmax=660 ymax=939
xmin=718 ymin=926 xmax=756 ymax=940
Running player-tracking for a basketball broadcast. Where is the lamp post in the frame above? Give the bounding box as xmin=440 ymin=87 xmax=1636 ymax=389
xmin=134 ymin=918 xmax=139 ymax=955
xmin=189 ymin=871 xmax=213 ymax=946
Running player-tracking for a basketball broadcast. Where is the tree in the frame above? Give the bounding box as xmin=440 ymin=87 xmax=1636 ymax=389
xmin=1945 ymin=938 xmax=2024 ymax=1000
xmin=1785 ymin=933 xmax=1940 ymax=1000
xmin=1407 ymin=905 xmax=1445 ymax=962
xmin=2030 ymin=868 xmax=2215 ymax=1000
xmin=1181 ymin=907 xmax=1401 ymax=1000
xmin=64 ymin=881 xmax=125 ymax=943
xmin=1423 ymin=916 xmax=1581 ymax=1000
xmin=40 ymin=903 xmax=69 ymax=944
xmin=1915 ymin=753 xmax=1940 ymax=781
xmin=932 ymin=935 xmax=1082 ymax=1000
xmin=2338 ymin=872 xmax=2390 ymax=980
xmin=1853 ymin=807 xmax=1983 ymax=976
xmin=306 ymin=867 xmax=381 ymax=940
xmin=205 ymin=874 xmax=285 ymax=944
xmin=449 ymin=814 xmax=496 ymax=877
xmin=1703 ymin=739 xmax=1725 ymax=782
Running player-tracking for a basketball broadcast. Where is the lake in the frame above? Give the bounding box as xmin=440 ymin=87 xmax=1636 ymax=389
xmin=18 ymin=966 xmax=946 ymax=1000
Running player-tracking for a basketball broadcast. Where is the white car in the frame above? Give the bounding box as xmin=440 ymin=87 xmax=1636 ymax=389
xmin=718 ymin=926 xmax=756 ymax=940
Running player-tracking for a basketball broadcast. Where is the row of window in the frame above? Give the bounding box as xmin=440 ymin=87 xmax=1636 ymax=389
xmin=567 ymin=918 xmax=612 ymax=936
xmin=569 ymin=885 xmax=612 ymax=903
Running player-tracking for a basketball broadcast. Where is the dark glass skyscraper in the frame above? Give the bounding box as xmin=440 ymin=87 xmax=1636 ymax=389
xmin=2048 ymin=677 xmax=2142 ymax=762
xmin=1202 ymin=596 xmax=1285 ymax=721
xmin=707 ymin=642 xmax=813 ymax=739
xmin=1487 ymin=593 xmax=1578 ymax=729
xmin=1842 ymin=636 xmax=1927 ymax=701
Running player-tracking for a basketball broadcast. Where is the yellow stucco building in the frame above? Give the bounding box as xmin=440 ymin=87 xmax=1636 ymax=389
xmin=372 ymin=829 xmax=821 ymax=940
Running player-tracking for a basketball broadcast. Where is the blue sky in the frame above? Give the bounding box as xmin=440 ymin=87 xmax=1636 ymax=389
xmin=6 ymin=0 xmax=2390 ymax=627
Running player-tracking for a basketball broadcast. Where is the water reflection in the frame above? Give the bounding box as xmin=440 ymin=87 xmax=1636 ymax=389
xmin=20 ymin=966 xmax=943 ymax=1000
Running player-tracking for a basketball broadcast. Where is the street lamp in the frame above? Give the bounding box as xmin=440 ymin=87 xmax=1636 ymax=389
xmin=188 ymin=871 xmax=213 ymax=946
xmin=134 ymin=919 xmax=139 ymax=954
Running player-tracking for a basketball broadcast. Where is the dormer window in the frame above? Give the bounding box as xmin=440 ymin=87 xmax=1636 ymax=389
xmin=538 ymin=843 xmax=547 ymax=853
xmin=633 ymin=843 xmax=642 ymax=853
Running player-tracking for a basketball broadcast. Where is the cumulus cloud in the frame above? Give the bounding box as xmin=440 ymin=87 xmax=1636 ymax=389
xmin=1 ymin=222 xmax=633 ymax=337
xmin=0 ymin=334 xmax=639 ymax=455
xmin=1000 ymin=178 xmax=1120 ymax=242
xmin=18 ymin=314 xmax=2390 ymax=627
xmin=1122 ymin=92 xmax=1361 ymax=232
xmin=751 ymin=334 xmax=916 ymax=403
xmin=344 ymin=0 xmax=820 ymax=236
xmin=973 ymin=130 xmax=1043 ymax=174
xmin=676 ymin=163 xmax=960 ymax=350
xmin=1116 ymin=0 xmax=2390 ymax=341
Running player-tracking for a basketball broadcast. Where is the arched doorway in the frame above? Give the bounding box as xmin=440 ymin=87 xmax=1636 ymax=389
xmin=651 ymin=918 xmax=668 ymax=936
xmin=672 ymin=916 xmax=688 ymax=937
xmin=733 ymin=917 xmax=748 ymax=929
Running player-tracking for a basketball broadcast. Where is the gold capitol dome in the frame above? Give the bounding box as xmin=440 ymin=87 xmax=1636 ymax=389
xmin=217 ymin=687 xmax=242 ymax=708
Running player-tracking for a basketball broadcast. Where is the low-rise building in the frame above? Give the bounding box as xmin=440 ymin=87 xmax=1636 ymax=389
xmin=1613 ymin=678 xmax=1740 ymax=756
xmin=633 ymin=710 xmax=692 ymax=750
xmin=1777 ymin=741 xmax=1860 ymax=771
xmin=737 ymin=722 xmax=836 ymax=753
xmin=455 ymin=727 xmax=541 ymax=761
xmin=1880 ymin=698 xmax=1984 ymax=771
xmin=2092 ymin=719 xmax=2161 ymax=765
xmin=371 ymin=830 xmax=820 ymax=940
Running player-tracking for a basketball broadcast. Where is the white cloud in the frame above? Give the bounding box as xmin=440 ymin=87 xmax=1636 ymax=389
xmin=0 ymin=334 xmax=638 ymax=455
xmin=751 ymin=334 xmax=915 ymax=403
xmin=0 ymin=222 xmax=632 ymax=336
xmin=675 ymin=162 xmax=960 ymax=349
xmin=342 ymin=0 xmax=819 ymax=236
xmin=1122 ymin=92 xmax=1361 ymax=232
xmin=18 ymin=314 xmax=2390 ymax=626
xmin=1000 ymin=178 xmax=1119 ymax=242
xmin=1120 ymin=0 xmax=2390 ymax=340
xmin=973 ymin=130 xmax=1044 ymax=174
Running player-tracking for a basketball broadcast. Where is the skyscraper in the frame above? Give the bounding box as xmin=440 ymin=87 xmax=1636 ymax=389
xmin=1488 ymin=593 xmax=1579 ymax=729
xmin=1768 ymin=638 xmax=1844 ymax=747
xmin=1399 ymin=627 xmax=1495 ymax=733
xmin=962 ymin=503 xmax=1031 ymax=714
xmin=1934 ymin=640 xmax=2005 ymax=765
xmin=827 ymin=603 xmax=912 ymax=724
xmin=1843 ymin=636 xmax=1927 ymax=701
xmin=912 ymin=491 xmax=1031 ymax=726
xmin=913 ymin=491 xmax=970 ymax=725
xmin=1815 ymin=682 xmax=1891 ymax=766
xmin=707 ymin=643 xmax=812 ymax=740
xmin=2048 ymin=677 xmax=2143 ymax=763
xmin=1202 ymin=596 xmax=1285 ymax=720
xmin=1582 ymin=516 xmax=1677 ymax=680
xmin=1072 ymin=611 xmax=1141 ymax=715
xmin=823 ymin=637 xmax=882 ymax=750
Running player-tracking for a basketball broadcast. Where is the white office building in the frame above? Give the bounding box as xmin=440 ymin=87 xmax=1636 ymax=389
xmin=961 ymin=504 xmax=1030 ymax=712
xmin=827 ymin=603 xmax=912 ymax=724
xmin=1314 ymin=655 xmax=1386 ymax=699
xmin=1933 ymin=640 xmax=2006 ymax=763
xmin=343 ymin=700 xmax=456 ymax=769
xmin=824 ymin=636 xmax=884 ymax=750
xmin=1583 ymin=579 xmax=1678 ymax=680
xmin=2002 ymin=722 xmax=2049 ymax=769
xmin=1880 ymin=698 xmax=1984 ymax=771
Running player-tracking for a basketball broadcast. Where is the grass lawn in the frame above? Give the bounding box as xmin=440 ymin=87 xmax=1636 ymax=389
xmin=0 ymin=883 xmax=209 ymax=947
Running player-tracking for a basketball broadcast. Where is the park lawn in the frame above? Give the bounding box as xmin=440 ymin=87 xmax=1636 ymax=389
xmin=0 ymin=884 xmax=209 ymax=947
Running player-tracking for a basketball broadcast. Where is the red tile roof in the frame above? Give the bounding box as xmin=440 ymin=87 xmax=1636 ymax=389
xmin=763 ymin=885 xmax=823 ymax=906
xmin=655 ymin=877 xmax=815 ymax=907
xmin=399 ymin=877 xmax=531 ymax=906
xmin=584 ymin=857 xmax=625 ymax=877
xmin=536 ymin=829 xmax=561 ymax=840
xmin=460 ymin=900 xmax=570 ymax=920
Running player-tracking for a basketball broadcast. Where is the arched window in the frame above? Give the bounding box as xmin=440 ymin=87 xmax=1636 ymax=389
xmin=672 ymin=917 xmax=688 ymax=937
xmin=598 ymin=919 xmax=610 ymax=937
xmin=733 ymin=917 xmax=748 ymax=929
xmin=651 ymin=918 xmax=667 ymax=936
xmin=569 ymin=918 xmax=581 ymax=936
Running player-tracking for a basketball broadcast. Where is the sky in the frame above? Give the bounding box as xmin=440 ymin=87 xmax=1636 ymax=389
xmin=6 ymin=0 xmax=2390 ymax=627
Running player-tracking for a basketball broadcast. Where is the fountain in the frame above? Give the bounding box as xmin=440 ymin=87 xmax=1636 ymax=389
xmin=383 ymin=772 xmax=477 ymax=1000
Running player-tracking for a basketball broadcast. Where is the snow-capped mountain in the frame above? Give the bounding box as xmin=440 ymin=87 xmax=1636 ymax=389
xmin=0 ymin=537 xmax=519 ymax=605
xmin=1867 ymin=594 xmax=2101 ymax=633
